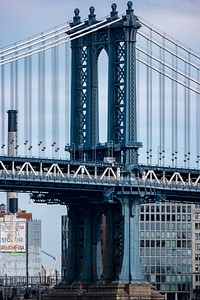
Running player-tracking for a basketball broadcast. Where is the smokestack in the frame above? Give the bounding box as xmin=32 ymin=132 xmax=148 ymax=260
xmin=7 ymin=110 xmax=18 ymax=214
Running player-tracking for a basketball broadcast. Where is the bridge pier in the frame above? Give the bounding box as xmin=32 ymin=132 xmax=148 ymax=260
xmin=64 ymin=196 xmax=144 ymax=285
xmin=64 ymin=203 xmax=104 ymax=284
xmin=44 ymin=195 xmax=164 ymax=299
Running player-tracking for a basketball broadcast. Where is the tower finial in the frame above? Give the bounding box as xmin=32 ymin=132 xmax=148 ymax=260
xmin=73 ymin=8 xmax=81 ymax=25
xmin=110 ymin=3 xmax=118 ymax=19
xmin=88 ymin=6 xmax=96 ymax=22
xmin=126 ymin=1 xmax=133 ymax=14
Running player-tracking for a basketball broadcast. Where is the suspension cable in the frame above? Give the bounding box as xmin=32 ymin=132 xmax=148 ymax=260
xmin=139 ymin=17 xmax=200 ymax=61
xmin=136 ymin=45 xmax=200 ymax=89
xmin=0 ymin=16 xmax=123 ymax=66
xmin=0 ymin=63 xmax=5 ymax=154
xmin=136 ymin=56 xmax=200 ymax=94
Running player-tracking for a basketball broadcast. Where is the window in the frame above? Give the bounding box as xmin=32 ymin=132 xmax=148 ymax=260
xmin=156 ymin=206 xmax=160 ymax=212
xmin=151 ymin=206 xmax=154 ymax=212
xmin=182 ymin=206 xmax=186 ymax=213
xmin=182 ymin=214 xmax=186 ymax=221
xmin=161 ymin=232 xmax=165 ymax=239
xmin=156 ymin=240 xmax=160 ymax=247
xmin=156 ymin=231 xmax=160 ymax=238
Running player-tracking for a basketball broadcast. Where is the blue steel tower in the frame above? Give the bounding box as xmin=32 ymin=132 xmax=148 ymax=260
xmin=62 ymin=2 xmax=147 ymax=287
xmin=69 ymin=1 xmax=142 ymax=166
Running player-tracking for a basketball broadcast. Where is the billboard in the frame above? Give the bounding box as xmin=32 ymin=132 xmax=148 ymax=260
xmin=0 ymin=215 xmax=26 ymax=253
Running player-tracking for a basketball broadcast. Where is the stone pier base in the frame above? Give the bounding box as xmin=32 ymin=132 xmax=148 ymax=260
xmin=43 ymin=283 xmax=164 ymax=300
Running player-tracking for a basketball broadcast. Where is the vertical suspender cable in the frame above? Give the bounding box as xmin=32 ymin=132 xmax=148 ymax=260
xmin=38 ymin=47 xmax=46 ymax=156
xmin=174 ymin=44 xmax=178 ymax=167
xmin=184 ymin=63 xmax=187 ymax=167
xmin=159 ymin=36 xmax=165 ymax=166
xmin=65 ymin=41 xmax=70 ymax=159
xmin=184 ymin=54 xmax=190 ymax=168
xmin=146 ymin=39 xmax=150 ymax=165
xmin=171 ymin=50 xmax=175 ymax=167
xmin=15 ymin=49 xmax=19 ymax=111
xmin=42 ymin=46 xmax=46 ymax=156
xmin=1 ymin=62 xmax=5 ymax=154
xmin=56 ymin=40 xmax=59 ymax=156
xmin=14 ymin=52 xmax=18 ymax=153
xmin=24 ymin=58 xmax=28 ymax=156
xmin=171 ymin=45 xmax=178 ymax=167
xmin=38 ymin=51 xmax=42 ymax=156
xmin=149 ymin=29 xmax=152 ymax=165
xmin=51 ymin=46 xmax=55 ymax=157
xmin=196 ymin=68 xmax=200 ymax=168
xmin=136 ymin=47 xmax=140 ymax=160
xmin=28 ymin=52 xmax=32 ymax=156
xmin=10 ymin=62 xmax=14 ymax=108
xmin=187 ymin=51 xmax=191 ymax=168
xmin=184 ymin=62 xmax=187 ymax=168
xmin=146 ymin=28 xmax=153 ymax=165
xmin=51 ymin=36 xmax=59 ymax=157
xmin=162 ymin=36 xmax=165 ymax=166
xmin=159 ymin=46 xmax=161 ymax=166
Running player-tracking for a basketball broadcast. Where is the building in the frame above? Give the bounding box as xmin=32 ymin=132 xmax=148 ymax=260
xmin=192 ymin=203 xmax=200 ymax=299
xmin=0 ymin=204 xmax=41 ymax=279
xmin=139 ymin=202 xmax=193 ymax=300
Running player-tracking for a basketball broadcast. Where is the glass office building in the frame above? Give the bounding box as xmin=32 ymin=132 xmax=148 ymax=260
xmin=139 ymin=202 xmax=193 ymax=300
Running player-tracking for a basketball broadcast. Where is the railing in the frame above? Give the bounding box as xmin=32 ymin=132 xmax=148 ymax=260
xmin=0 ymin=275 xmax=62 ymax=299
xmin=0 ymin=167 xmax=199 ymax=192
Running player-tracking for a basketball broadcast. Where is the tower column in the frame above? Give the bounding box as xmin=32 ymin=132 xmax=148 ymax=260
xmin=79 ymin=204 xmax=92 ymax=282
xmin=118 ymin=197 xmax=144 ymax=283
xmin=130 ymin=199 xmax=144 ymax=282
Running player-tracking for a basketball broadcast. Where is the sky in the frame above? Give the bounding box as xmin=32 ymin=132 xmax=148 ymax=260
xmin=0 ymin=0 xmax=200 ymax=273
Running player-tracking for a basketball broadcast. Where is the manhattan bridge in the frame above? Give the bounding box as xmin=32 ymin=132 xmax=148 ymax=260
xmin=0 ymin=0 xmax=200 ymax=292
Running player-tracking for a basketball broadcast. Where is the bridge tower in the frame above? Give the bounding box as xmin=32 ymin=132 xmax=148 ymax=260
xmin=50 ymin=3 xmax=163 ymax=300
xmin=68 ymin=1 xmax=142 ymax=166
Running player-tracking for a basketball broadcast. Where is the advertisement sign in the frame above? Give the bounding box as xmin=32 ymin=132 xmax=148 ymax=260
xmin=0 ymin=215 xmax=26 ymax=253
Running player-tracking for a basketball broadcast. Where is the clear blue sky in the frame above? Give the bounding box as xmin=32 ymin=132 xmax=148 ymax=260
xmin=0 ymin=0 xmax=200 ymax=272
